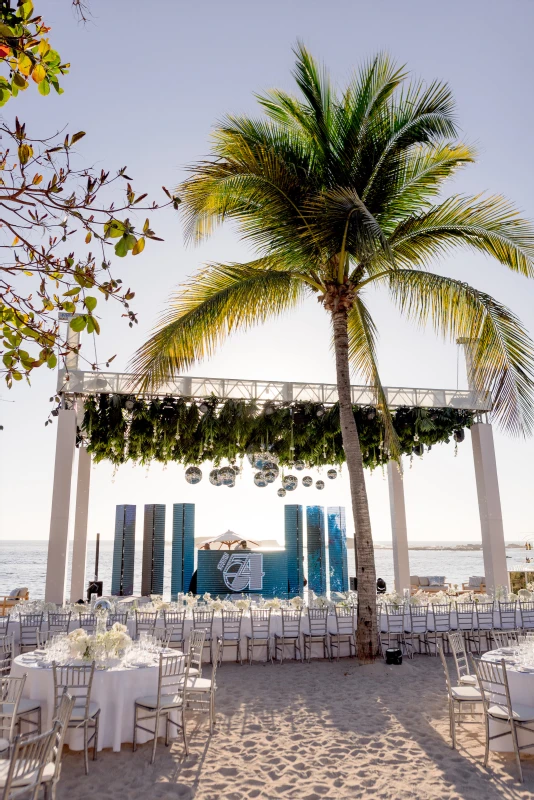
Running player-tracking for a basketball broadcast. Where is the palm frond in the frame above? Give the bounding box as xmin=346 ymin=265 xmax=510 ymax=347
xmin=381 ymin=269 xmax=534 ymax=435
xmin=130 ymin=259 xmax=310 ymax=391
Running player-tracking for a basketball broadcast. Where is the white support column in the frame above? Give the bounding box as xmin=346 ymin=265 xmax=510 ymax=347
xmin=70 ymin=447 xmax=91 ymax=602
xmin=45 ymin=408 xmax=77 ymax=604
xmin=471 ymin=422 xmax=509 ymax=592
xmin=387 ymin=459 xmax=411 ymax=593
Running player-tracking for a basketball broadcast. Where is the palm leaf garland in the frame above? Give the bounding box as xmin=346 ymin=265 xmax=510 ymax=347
xmin=81 ymin=395 xmax=473 ymax=470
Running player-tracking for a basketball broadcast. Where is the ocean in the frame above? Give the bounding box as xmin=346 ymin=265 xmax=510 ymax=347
xmin=0 ymin=539 xmax=526 ymax=599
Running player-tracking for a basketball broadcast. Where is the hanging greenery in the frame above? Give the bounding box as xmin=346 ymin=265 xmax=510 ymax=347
xmin=81 ymin=394 xmax=474 ymax=470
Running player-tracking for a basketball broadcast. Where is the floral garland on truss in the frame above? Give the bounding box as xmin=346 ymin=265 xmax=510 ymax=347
xmin=80 ymin=394 xmax=475 ymax=470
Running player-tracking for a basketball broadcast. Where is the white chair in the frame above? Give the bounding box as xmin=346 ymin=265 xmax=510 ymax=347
xmin=182 ymin=639 xmax=220 ymax=734
xmin=106 ymin=612 xmax=129 ymax=629
xmin=438 ymin=646 xmax=482 ymax=749
xmin=473 ymin=602 xmax=495 ymax=652
xmin=162 ymin=611 xmax=186 ymax=651
xmin=219 ymin=610 xmax=243 ymax=664
xmin=0 ymin=676 xmax=25 ymax=757
xmin=0 ymin=618 xmax=9 ymax=639
xmin=1 ymin=674 xmax=41 ymax=740
xmin=0 ymin=722 xmax=59 ymax=800
xmin=134 ymin=611 xmax=158 ymax=640
xmin=246 ymin=609 xmax=273 ymax=664
xmin=454 ymin=602 xmax=477 ymax=653
xmin=498 ymin=602 xmax=518 ymax=632
xmin=42 ymin=691 xmax=75 ymax=800
xmin=492 ymin=630 xmax=523 ymax=649
xmin=303 ymin=609 xmax=330 ymax=662
xmin=427 ymin=605 xmax=451 ymax=656
xmin=133 ymin=652 xmax=189 ymax=763
xmin=51 ymin=663 xmax=100 ymax=775
xmin=191 ymin=609 xmax=215 ymax=664
xmin=407 ymin=605 xmax=430 ymax=655
xmin=447 ymin=632 xmax=477 ymax=686
xmin=274 ymin=609 xmax=302 ymax=663
xmin=48 ymin=613 xmax=71 ymax=636
xmin=78 ymin=613 xmax=97 ymax=634
xmin=519 ymin=601 xmax=534 ymax=631
xmin=383 ymin=605 xmax=411 ymax=659
xmin=18 ymin=615 xmax=43 ymax=655
xmin=330 ymin=606 xmax=355 ymax=660
xmin=472 ymin=655 xmax=534 ymax=782
xmin=187 ymin=629 xmax=205 ymax=678
xmin=0 ymin=636 xmax=14 ymax=678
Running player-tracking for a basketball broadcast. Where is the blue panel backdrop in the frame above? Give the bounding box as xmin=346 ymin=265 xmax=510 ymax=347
xmin=111 ymin=505 xmax=136 ymax=596
xmin=197 ymin=550 xmax=288 ymax=598
xmin=171 ymin=503 xmax=195 ymax=599
xmin=327 ymin=507 xmax=349 ymax=593
xmin=284 ymin=505 xmax=304 ymax=597
xmin=306 ymin=506 xmax=326 ymax=595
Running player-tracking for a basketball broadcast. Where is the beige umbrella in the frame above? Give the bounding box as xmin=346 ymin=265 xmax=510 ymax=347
xmin=202 ymin=530 xmax=260 ymax=550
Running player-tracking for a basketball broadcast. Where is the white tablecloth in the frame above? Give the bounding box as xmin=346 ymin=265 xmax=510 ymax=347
xmin=11 ymin=654 xmax=178 ymax=752
xmin=481 ymin=649 xmax=534 ymax=752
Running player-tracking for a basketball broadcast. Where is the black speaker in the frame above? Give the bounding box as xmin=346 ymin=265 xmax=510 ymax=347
xmin=86 ymin=581 xmax=103 ymax=602
xmin=349 ymin=577 xmax=357 ymax=591
xmin=385 ymin=648 xmax=402 ymax=665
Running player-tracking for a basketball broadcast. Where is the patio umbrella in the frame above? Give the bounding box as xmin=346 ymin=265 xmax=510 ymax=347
xmin=203 ymin=530 xmax=260 ymax=550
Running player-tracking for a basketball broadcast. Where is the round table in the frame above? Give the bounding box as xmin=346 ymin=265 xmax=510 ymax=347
xmin=11 ymin=652 xmax=180 ymax=752
xmin=481 ymin=648 xmax=534 ymax=752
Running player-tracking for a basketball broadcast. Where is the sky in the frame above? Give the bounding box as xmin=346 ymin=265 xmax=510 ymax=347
xmin=1 ymin=0 xmax=534 ymax=548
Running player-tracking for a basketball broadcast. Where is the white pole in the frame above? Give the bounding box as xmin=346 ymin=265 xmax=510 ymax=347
xmin=471 ymin=422 xmax=509 ymax=592
xmin=387 ymin=460 xmax=411 ymax=593
xmin=44 ymin=408 xmax=77 ymax=604
xmin=70 ymin=446 xmax=91 ymax=602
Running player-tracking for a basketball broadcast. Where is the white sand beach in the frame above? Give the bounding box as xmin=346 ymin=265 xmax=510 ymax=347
xmin=55 ymin=658 xmax=534 ymax=800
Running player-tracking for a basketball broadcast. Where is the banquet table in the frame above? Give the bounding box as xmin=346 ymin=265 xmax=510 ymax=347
xmin=481 ymin=648 xmax=534 ymax=753
xmin=11 ymin=651 xmax=182 ymax=752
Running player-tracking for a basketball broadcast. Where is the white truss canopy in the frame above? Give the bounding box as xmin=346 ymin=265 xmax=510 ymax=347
xmin=57 ymin=369 xmax=492 ymax=412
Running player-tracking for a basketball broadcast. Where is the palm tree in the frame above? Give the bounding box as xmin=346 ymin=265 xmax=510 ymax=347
xmin=132 ymin=45 xmax=534 ymax=661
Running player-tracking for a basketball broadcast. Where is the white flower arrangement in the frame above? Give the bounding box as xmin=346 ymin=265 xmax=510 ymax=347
xmin=202 ymin=592 xmax=212 ymax=603
xmin=235 ymin=598 xmax=250 ymax=611
xmin=185 ymin=593 xmax=198 ymax=608
xmin=518 ymin=589 xmax=531 ymax=599
xmin=67 ymin=628 xmax=92 ymax=659
xmin=209 ymin=599 xmax=224 ymax=612
xmin=507 ymin=592 xmax=519 ymax=602
xmin=264 ymin=598 xmax=281 ymax=609
xmin=290 ymin=596 xmax=303 ymax=609
xmin=67 ymin=623 xmax=132 ymax=661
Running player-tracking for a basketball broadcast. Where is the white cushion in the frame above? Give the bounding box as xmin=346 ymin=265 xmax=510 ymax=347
xmin=70 ymin=701 xmax=99 ymax=720
xmin=459 ymin=674 xmax=478 ymax=686
xmin=136 ymin=694 xmax=183 ymax=710
xmin=221 ymin=633 xmax=240 ymax=640
xmin=450 ymin=685 xmax=482 ymax=701
xmin=187 ymin=667 xmax=200 ymax=677
xmin=469 ymin=576 xmax=485 ymax=588
xmin=0 ymin=738 xmax=9 ymax=753
xmin=0 ymin=699 xmax=41 ymax=716
xmin=0 ymin=760 xmax=54 ymax=787
xmin=181 ymin=677 xmax=212 ymax=692
xmin=8 ymin=589 xmax=19 ymax=599
xmin=488 ymin=703 xmax=534 ymax=721
xmin=428 ymin=576 xmax=446 ymax=586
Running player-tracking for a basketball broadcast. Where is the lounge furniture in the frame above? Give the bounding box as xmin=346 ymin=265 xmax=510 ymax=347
xmin=52 ymin=662 xmax=100 ymax=775
xmin=438 ymin=646 xmax=482 ymax=749
xmin=473 ymin=655 xmax=534 ymax=782
xmin=0 ymin=590 xmax=29 ymax=617
xmin=461 ymin=576 xmax=486 ymax=593
xmin=410 ymin=576 xmax=449 ymax=594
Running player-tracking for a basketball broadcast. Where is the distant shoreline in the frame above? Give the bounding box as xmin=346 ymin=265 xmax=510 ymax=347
xmin=374 ymin=543 xmax=524 ymax=552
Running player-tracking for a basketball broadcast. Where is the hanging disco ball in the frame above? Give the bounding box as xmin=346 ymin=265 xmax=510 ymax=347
xmin=327 ymin=469 xmax=338 ymax=480
xmin=302 ymin=476 xmax=313 ymax=487
xmin=218 ymin=466 xmax=236 ymax=486
xmin=263 ymin=469 xmax=277 ymax=484
xmin=262 ymin=461 xmax=279 ymax=478
xmin=254 ymin=471 xmax=268 ymax=488
xmin=247 ymin=450 xmax=271 ymax=470
xmin=294 ymin=460 xmax=305 ymax=471
xmin=316 ymin=480 xmax=325 ymax=490
xmin=226 ymin=479 xmax=235 ymax=488
xmin=282 ymin=475 xmax=298 ymax=491
xmin=94 ymin=598 xmax=112 ymax=613
xmin=185 ymin=466 xmax=203 ymax=485
xmin=277 ymin=488 xmax=286 ymax=497
xmin=209 ymin=469 xmax=222 ymax=486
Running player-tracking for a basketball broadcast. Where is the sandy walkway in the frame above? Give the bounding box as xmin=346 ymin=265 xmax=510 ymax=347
xmin=56 ymin=657 xmax=534 ymax=800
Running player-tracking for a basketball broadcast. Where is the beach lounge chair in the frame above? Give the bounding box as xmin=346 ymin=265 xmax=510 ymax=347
xmin=0 ymin=589 xmax=29 ymax=616
xmin=410 ymin=576 xmax=449 ymax=595
xmin=461 ymin=576 xmax=486 ymax=593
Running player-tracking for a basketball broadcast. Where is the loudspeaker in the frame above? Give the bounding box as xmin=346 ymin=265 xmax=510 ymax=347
xmin=349 ymin=577 xmax=357 ymax=591
xmin=385 ymin=648 xmax=403 ymax=665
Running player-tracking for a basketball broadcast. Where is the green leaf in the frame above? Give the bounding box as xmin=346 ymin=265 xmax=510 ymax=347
xmin=104 ymin=219 xmax=125 ymax=239
xmin=47 ymin=354 xmax=57 ymax=369
xmin=84 ymin=296 xmax=97 ymax=312
xmin=12 ymin=370 xmax=23 ymax=381
xmin=86 ymin=317 xmax=100 ymax=335
xmin=132 ymin=237 xmax=145 ymax=255
xmin=38 ymin=79 xmax=50 ymax=97
xmin=70 ymin=316 xmax=86 ymax=332
xmin=114 ymin=237 xmax=130 ymax=257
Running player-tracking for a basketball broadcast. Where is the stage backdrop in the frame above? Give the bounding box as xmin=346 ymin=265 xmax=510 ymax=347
xmin=197 ymin=550 xmax=288 ymax=598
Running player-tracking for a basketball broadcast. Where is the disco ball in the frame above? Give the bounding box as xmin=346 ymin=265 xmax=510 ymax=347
xmin=282 ymin=475 xmax=298 ymax=491
xmin=263 ymin=469 xmax=277 ymax=484
xmin=94 ymin=598 xmax=112 ymax=613
xmin=209 ymin=469 xmax=222 ymax=486
xmin=185 ymin=466 xmax=203 ymax=485
xmin=302 ymin=476 xmax=313 ymax=487
xmin=218 ymin=466 xmax=236 ymax=486
xmin=294 ymin=460 xmax=305 ymax=471
xmin=247 ymin=450 xmax=270 ymax=470
xmin=277 ymin=488 xmax=286 ymax=497
xmin=327 ymin=469 xmax=338 ymax=480
xmin=316 ymin=480 xmax=325 ymax=490
xmin=262 ymin=461 xmax=279 ymax=478
xmin=254 ymin=471 xmax=268 ymax=488
xmin=226 ymin=479 xmax=235 ymax=488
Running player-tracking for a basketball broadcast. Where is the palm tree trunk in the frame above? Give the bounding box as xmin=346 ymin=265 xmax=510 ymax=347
xmin=331 ymin=306 xmax=380 ymax=662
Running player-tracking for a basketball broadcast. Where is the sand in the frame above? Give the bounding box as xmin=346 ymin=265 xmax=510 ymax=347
xmin=56 ymin=657 xmax=534 ymax=800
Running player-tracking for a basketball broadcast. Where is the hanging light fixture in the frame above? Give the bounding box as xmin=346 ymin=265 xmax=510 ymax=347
xmin=302 ymin=476 xmax=313 ymax=487
xmin=453 ymin=429 xmax=465 ymax=443
xmin=282 ymin=475 xmax=298 ymax=491
xmin=185 ymin=466 xmax=203 ymax=485
xmin=316 ymin=406 xmax=325 ymax=418
xmin=125 ymin=398 xmax=135 ymax=411
xmin=316 ymin=480 xmax=325 ymax=490
xmin=209 ymin=468 xmax=222 ymax=486
xmin=327 ymin=469 xmax=337 ymax=480
xmin=254 ymin=471 xmax=268 ymax=488
xmin=277 ymin=488 xmax=286 ymax=497
xmin=199 ymin=402 xmax=209 ymax=414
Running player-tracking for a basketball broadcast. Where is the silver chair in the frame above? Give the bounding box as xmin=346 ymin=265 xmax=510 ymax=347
xmin=498 ymin=601 xmax=518 ymax=631
xmin=0 ymin=722 xmax=60 ymax=800
xmin=192 ymin=609 xmax=215 ymax=664
xmin=0 ymin=617 xmax=9 ymax=638
xmin=454 ymin=603 xmax=477 ymax=653
xmin=492 ymin=630 xmax=523 ymax=649
xmin=107 ymin=612 xmax=129 ymax=629
xmin=187 ymin=629 xmax=206 ymax=678
xmin=246 ymin=609 xmax=272 ymax=664
xmin=0 ymin=675 xmax=25 ymax=757
xmin=274 ymin=609 xmax=302 ymax=663
xmin=133 ymin=652 xmax=189 ymax=763
xmin=447 ymin=631 xmax=477 ymax=686
xmin=330 ymin=606 xmax=355 ymax=660
xmin=303 ymin=609 xmax=330 ymax=662
xmin=0 ymin=636 xmax=14 ymax=677
xmin=427 ymin=604 xmax=451 ymax=656
xmin=19 ymin=615 xmax=43 ymax=654
xmin=1 ymin=674 xmax=41 ymax=739
xmin=43 ymin=691 xmax=75 ymax=800
xmin=162 ymin=611 xmax=186 ymax=651
xmin=134 ymin=611 xmax=158 ymax=640
xmin=52 ymin=662 xmax=100 ymax=775
xmin=183 ymin=639 xmax=221 ymax=734
xmin=472 ymin=655 xmax=534 ymax=782
xmin=383 ymin=605 xmax=411 ymax=659
xmin=36 ymin=631 xmax=51 ymax=649
xmin=474 ymin=602 xmax=495 ymax=652
xmin=78 ymin=613 xmax=97 ymax=634
xmin=48 ymin=613 xmax=71 ymax=636
xmin=519 ymin=601 xmax=534 ymax=631
xmin=407 ymin=605 xmax=430 ymax=655
xmin=438 ymin=646 xmax=482 ymax=750
xmin=220 ymin=610 xmax=243 ymax=664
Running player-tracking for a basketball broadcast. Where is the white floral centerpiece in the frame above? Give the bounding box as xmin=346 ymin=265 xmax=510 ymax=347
xmin=67 ymin=628 xmax=93 ymax=660
xmin=66 ymin=622 xmax=132 ymax=662
xmin=290 ymin=596 xmax=303 ymax=609
xmin=209 ymin=599 xmax=224 ymax=612
xmin=185 ymin=593 xmax=198 ymax=609
xmin=235 ymin=598 xmax=250 ymax=611
xmin=264 ymin=598 xmax=281 ymax=610
xmin=149 ymin=595 xmax=169 ymax=612
xmin=518 ymin=589 xmax=531 ymax=600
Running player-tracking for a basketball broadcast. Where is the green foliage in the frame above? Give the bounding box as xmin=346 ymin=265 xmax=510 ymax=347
xmin=82 ymin=394 xmax=474 ymax=470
